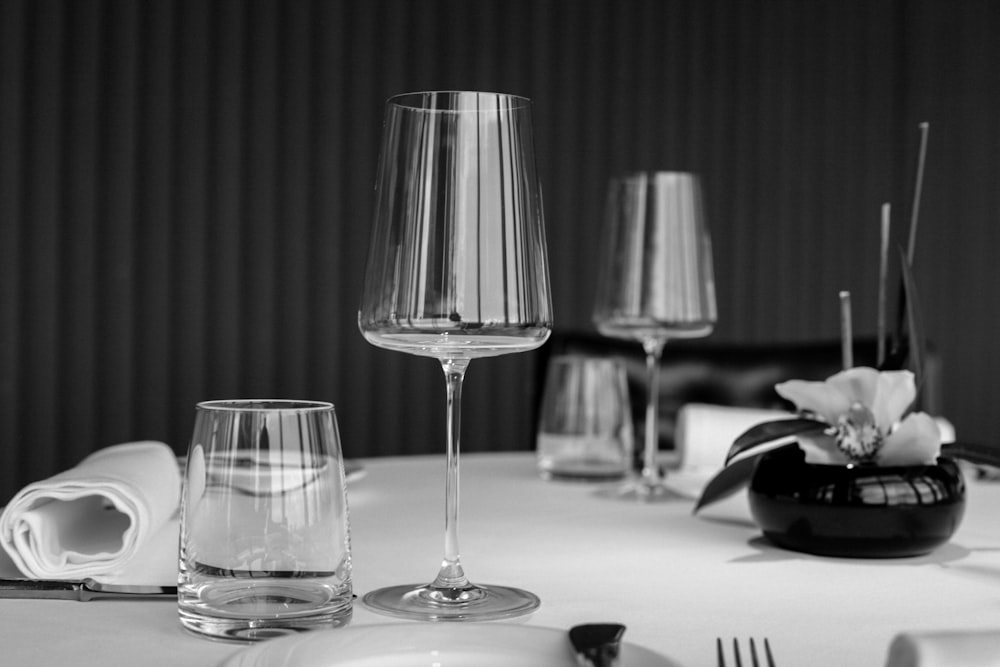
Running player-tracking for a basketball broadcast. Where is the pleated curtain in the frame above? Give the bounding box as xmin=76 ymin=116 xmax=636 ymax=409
xmin=2 ymin=0 xmax=999 ymax=502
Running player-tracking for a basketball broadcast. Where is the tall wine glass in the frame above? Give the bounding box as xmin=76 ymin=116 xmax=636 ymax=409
xmin=592 ymin=172 xmax=717 ymax=501
xmin=358 ymin=91 xmax=552 ymax=620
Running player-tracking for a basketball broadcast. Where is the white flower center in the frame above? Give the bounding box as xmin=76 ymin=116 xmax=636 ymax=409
xmin=834 ymin=402 xmax=883 ymax=463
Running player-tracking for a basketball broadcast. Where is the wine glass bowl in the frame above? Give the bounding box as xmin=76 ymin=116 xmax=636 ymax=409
xmin=359 ymin=91 xmax=551 ymax=354
xmin=358 ymin=91 xmax=552 ymax=620
xmin=592 ymin=171 xmax=717 ymax=500
xmin=361 ymin=325 xmax=550 ymax=359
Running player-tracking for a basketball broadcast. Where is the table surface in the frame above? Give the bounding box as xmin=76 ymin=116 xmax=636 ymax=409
xmin=2 ymin=452 xmax=998 ymax=666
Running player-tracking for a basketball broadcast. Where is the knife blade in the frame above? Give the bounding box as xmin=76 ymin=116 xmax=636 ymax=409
xmin=0 ymin=577 xmax=176 ymax=601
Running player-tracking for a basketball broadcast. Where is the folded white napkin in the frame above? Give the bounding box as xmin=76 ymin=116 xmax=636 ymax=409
xmin=885 ymin=629 xmax=1000 ymax=666
xmin=665 ymin=403 xmax=791 ymax=498
xmin=0 ymin=441 xmax=180 ymax=585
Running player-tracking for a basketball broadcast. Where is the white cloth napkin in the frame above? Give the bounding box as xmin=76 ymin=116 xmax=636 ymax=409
xmin=664 ymin=403 xmax=795 ymax=498
xmin=0 ymin=441 xmax=180 ymax=585
xmin=885 ymin=629 xmax=1000 ymax=666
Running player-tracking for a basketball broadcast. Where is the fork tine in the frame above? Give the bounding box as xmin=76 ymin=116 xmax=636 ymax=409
xmin=732 ymin=638 xmax=743 ymax=667
xmin=716 ymin=638 xmax=726 ymax=667
xmin=749 ymin=638 xmax=760 ymax=667
xmin=763 ymin=638 xmax=776 ymax=667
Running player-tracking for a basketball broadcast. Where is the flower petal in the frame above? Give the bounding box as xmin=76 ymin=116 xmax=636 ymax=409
xmin=870 ymin=370 xmax=917 ymax=431
xmin=775 ymin=379 xmax=852 ymax=424
xmin=798 ymin=433 xmax=852 ymax=465
xmin=825 ymin=366 xmax=881 ymax=407
xmin=876 ymin=412 xmax=942 ymax=466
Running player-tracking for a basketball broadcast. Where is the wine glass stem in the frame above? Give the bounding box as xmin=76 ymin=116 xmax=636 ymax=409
xmin=432 ymin=358 xmax=471 ymax=591
xmin=641 ymin=340 xmax=666 ymax=485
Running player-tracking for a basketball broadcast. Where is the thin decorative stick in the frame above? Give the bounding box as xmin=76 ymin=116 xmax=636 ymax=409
xmin=840 ymin=290 xmax=854 ymax=369
xmin=907 ymin=122 xmax=929 ymax=266
xmin=892 ymin=122 xmax=931 ymax=363
xmin=877 ymin=203 xmax=891 ymax=367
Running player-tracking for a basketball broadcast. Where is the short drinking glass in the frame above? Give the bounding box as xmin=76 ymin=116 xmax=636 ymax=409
xmin=178 ymin=400 xmax=353 ymax=641
xmin=536 ymin=355 xmax=634 ymax=480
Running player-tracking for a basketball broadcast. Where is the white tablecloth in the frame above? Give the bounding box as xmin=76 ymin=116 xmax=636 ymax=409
xmin=1 ymin=452 xmax=997 ymax=666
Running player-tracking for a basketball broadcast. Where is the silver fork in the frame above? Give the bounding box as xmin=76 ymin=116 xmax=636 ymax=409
xmin=716 ymin=637 xmax=776 ymax=667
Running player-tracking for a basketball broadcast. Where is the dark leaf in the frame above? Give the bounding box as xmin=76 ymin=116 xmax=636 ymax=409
xmin=725 ymin=418 xmax=827 ymax=464
xmin=942 ymin=441 xmax=1000 ymax=469
xmin=693 ymin=419 xmax=826 ymax=514
xmin=694 ymin=442 xmax=800 ymax=513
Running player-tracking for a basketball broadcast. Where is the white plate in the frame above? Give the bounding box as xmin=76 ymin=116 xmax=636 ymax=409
xmin=218 ymin=622 xmax=681 ymax=667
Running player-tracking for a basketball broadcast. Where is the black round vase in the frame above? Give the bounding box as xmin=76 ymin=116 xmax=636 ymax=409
xmin=748 ymin=445 xmax=966 ymax=558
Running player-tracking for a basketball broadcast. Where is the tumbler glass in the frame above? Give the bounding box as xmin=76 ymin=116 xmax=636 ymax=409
xmin=178 ymin=400 xmax=353 ymax=641
xmin=536 ymin=355 xmax=634 ymax=480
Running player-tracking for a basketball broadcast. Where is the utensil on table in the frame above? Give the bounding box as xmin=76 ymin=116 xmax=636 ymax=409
xmin=0 ymin=577 xmax=176 ymax=601
xmin=358 ymin=91 xmax=552 ymax=621
xmin=716 ymin=637 xmax=776 ymax=667
xmin=569 ymin=623 xmax=627 ymax=666
xmin=178 ymin=400 xmax=354 ymax=641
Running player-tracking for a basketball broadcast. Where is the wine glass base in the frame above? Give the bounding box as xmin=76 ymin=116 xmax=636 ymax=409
xmin=598 ymin=477 xmax=686 ymax=503
xmin=362 ymin=583 xmax=540 ymax=622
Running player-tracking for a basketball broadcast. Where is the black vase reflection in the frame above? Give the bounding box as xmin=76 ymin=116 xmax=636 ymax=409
xmin=748 ymin=445 xmax=966 ymax=558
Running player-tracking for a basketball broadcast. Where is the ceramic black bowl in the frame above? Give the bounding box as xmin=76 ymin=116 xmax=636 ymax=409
xmin=748 ymin=445 xmax=966 ymax=558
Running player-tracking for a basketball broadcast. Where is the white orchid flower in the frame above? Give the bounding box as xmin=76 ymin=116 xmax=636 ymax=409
xmin=775 ymin=367 xmax=941 ymax=466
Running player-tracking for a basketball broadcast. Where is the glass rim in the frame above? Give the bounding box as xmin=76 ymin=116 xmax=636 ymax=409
xmin=196 ymin=399 xmax=334 ymax=413
xmin=387 ymin=90 xmax=532 ymax=112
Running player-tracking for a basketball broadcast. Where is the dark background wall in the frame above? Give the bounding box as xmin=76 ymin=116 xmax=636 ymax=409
xmin=2 ymin=0 xmax=998 ymax=502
